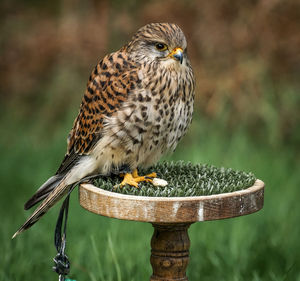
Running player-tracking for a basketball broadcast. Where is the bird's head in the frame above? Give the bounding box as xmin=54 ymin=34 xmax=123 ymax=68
xmin=126 ymin=23 xmax=189 ymax=69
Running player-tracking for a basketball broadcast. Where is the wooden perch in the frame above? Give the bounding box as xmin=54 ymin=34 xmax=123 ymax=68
xmin=79 ymin=168 xmax=264 ymax=281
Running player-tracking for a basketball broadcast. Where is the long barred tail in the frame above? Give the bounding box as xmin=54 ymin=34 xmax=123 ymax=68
xmin=24 ymin=174 xmax=64 ymax=210
xmin=12 ymin=175 xmax=71 ymax=239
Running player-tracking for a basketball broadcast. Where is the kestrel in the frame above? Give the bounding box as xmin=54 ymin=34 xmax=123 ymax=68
xmin=13 ymin=23 xmax=195 ymax=238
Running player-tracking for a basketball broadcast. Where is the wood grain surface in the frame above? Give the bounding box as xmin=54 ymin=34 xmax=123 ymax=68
xmin=79 ymin=179 xmax=264 ymax=223
xmin=150 ymin=223 xmax=191 ymax=281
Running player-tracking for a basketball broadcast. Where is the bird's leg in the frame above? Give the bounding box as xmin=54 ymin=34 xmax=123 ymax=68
xmin=120 ymin=169 xmax=157 ymax=188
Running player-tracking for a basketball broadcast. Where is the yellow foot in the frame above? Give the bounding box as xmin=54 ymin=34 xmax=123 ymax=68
xmin=120 ymin=169 xmax=157 ymax=188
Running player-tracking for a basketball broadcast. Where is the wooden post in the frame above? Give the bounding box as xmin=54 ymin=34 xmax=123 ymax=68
xmin=150 ymin=223 xmax=192 ymax=281
xmin=79 ymin=179 xmax=265 ymax=280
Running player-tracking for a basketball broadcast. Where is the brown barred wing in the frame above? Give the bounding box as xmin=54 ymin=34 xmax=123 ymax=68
xmin=66 ymin=51 xmax=141 ymax=157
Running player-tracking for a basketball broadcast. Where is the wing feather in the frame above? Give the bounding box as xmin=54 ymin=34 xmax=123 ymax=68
xmin=13 ymin=50 xmax=142 ymax=238
xmin=58 ymin=50 xmax=141 ymax=173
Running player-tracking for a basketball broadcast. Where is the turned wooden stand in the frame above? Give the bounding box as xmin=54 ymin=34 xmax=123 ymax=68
xmin=79 ymin=179 xmax=264 ymax=280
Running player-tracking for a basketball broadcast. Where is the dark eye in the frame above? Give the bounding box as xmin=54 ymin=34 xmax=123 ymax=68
xmin=155 ymin=43 xmax=168 ymax=51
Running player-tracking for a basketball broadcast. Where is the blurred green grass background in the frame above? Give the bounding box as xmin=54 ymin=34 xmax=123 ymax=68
xmin=1 ymin=0 xmax=300 ymax=280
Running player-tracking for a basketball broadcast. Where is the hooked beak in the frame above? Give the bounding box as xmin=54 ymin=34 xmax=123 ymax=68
xmin=168 ymin=47 xmax=183 ymax=64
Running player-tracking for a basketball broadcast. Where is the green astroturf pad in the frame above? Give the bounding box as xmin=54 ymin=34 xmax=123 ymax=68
xmin=93 ymin=161 xmax=256 ymax=197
